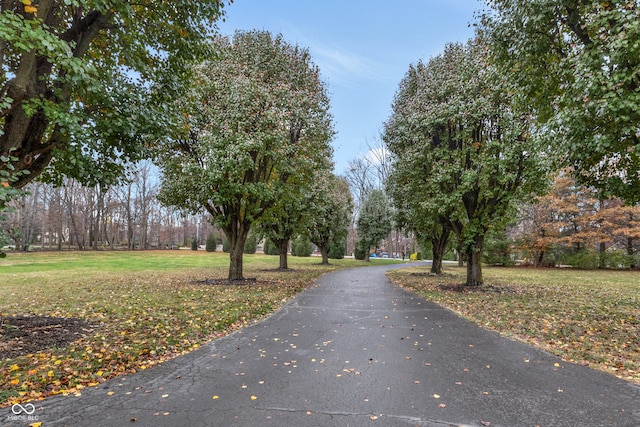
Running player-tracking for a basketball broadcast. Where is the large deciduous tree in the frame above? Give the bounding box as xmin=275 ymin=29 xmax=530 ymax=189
xmin=384 ymin=39 xmax=549 ymax=286
xmin=515 ymin=172 xmax=640 ymax=267
xmin=0 ymin=0 xmax=228 ymax=192
xmin=306 ymin=174 xmax=353 ymax=265
xmin=157 ymin=30 xmax=334 ymax=281
xmin=356 ymin=188 xmax=392 ymax=262
xmin=481 ymin=0 xmax=640 ymax=203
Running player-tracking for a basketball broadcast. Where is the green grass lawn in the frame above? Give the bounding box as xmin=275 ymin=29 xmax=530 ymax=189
xmin=387 ymin=265 xmax=640 ymax=386
xmin=4 ymin=252 xmax=636 ymax=406
xmin=0 ymin=250 xmax=395 ymax=406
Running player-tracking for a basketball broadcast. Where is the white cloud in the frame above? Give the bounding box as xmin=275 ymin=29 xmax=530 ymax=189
xmin=311 ymin=43 xmax=391 ymax=88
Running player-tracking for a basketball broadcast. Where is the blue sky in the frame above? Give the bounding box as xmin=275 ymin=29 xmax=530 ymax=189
xmin=218 ymin=1 xmax=480 ymax=175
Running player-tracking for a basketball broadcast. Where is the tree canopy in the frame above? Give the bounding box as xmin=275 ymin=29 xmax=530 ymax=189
xmin=0 ymin=0 xmax=228 ymax=191
xmin=384 ymin=39 xmax=549 ymax=286
xmin=481 ymin=0 xmax=640 ymax=202
xmin=156 ymin=30 xmax=334 ymax=280
xmin=306 ymin=174 xmax=353 ymax=265
xmin=356 ymin=188 xmax=392 ymax=262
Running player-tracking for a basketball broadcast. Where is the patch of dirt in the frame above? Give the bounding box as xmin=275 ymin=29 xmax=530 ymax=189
xmin=0 ymin=315 xmax=93 ymax=360
xmin=192 ymin=278 xmax=264 ymax=286
xmin=436 ymin=283 xmax=516 ymax=294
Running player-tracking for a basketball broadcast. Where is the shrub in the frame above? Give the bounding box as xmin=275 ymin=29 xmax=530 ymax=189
xmin=263 ymin=239 xmax=280 ymax=255
xmin=291 ymin=235 xmax=313 ymax=257
xmin=354 ymin=240 xmax=367 ymax=260
xmin=328 ymin=237 xmax=346 ymax=259
xmin=244 ymin=233 xmax=258 ymax=254
xmin=598 ymin=250 xmax=636 ymax=269
xmin=483 ymin=239 xmax=514 ymax=266
xmin=560 ymin=249 xmax=599 ymax=269
xmin=191 ymin=239 xmax=198 ymax=251
xmin=205 ymin=234 xmax=217 ymax=252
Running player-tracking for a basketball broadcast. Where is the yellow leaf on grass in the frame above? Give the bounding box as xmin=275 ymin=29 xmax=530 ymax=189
xmin=9 ymin=364 xmax=19 ymax=371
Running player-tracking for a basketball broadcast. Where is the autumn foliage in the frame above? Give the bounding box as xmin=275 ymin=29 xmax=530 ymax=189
xmin=513 ymin=173 xmax=640 ymax=268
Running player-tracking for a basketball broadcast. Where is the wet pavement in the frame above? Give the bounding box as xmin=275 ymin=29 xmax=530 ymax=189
xmin=9 ymin=264 xmax=640 ymax=426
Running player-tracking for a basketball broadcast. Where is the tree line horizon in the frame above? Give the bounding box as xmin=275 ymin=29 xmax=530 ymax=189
xmin=1 ymin=1 xmax=639 ymax=284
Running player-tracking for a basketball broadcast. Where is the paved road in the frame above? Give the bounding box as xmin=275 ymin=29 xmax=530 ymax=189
xmin=11 ymin=264 xmax=640 ymax=426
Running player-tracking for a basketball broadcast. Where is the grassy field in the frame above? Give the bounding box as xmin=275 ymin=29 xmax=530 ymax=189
xmin=0 ymin=250 xmax=394 ymax=406
xmin=387 ymin=265 xmax=640 ymax=386
xmin=3 ymin=253 xmax=638 ymax=407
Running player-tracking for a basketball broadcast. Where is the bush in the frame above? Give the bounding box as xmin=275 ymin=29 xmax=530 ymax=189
xmin=560 ymin=249 xmax=599 ymax=269
xmin=222 ymin=239 xmax=229 ymax=253
xmin=354 ymin=240 xmax=367 ymax=260
xmin=483 ymin=237 xmax=514 ymax=266
xmin=291 ymin=235 xmax=313 ymax=257
xmin=598 ymin=250 xmax=637 ymax=269
xmin=263 ymin=239 xmax=280 ymax=255
xmin=205 ymin=234 xmax=217 ymax=252
xmin=244 ymin=233 xmax=258 ymax=254
xmin=328 ymin=237 xmax=346 ymax=259
xmin=191 ymin=239 xmax=198 ymax=251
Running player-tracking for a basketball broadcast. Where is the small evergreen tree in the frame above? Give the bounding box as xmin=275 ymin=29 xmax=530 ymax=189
xmin=291 ymin=235 xmax=313 ymax=257
xmin=205 ymin=234 xmax=217 ymax=252
xmin=263 ymin=239 xmax=280 ymax=255
xmin=244 ymin=231 xmax=258 ymax=254
xmin=354 ymin=241 xmax=368 ymax=260
xmin=328 ymin=236 xmax=346 ymax=259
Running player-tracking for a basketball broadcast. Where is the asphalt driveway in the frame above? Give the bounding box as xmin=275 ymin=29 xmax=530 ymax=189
xmin=9 ymin=264 xmax=640 ymax=426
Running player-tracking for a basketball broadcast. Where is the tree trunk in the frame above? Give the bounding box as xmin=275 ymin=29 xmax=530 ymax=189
xmin=277 ymin=238 xmax=289 ymax=270
xmin=226 ymin=223 xmax=250 ymax=281
xmin=430 ymin=227 xmax=451 ymax=274
xmin=598 ymin=242 xmax=606 ymax=269
xmin=465 ymin=236 xmax=484 ymax=287
xmin=228 ymin=238 xmax=245 ymax=280
xmin=319 ymin=245 xmax=329 ymax=265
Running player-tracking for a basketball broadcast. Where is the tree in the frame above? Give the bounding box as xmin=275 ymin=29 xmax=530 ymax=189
xmin=387 ymin=163 xmax=454 ymax=274
xmin=306 ymin=174 xmax=353 ymax=265
xmin=356 ymin=189 xmax=392 ymax=262
xmin=481 ymin=1 xmax=640 ymax=203
xmin=0 ymin=1 xmax=228 ymax=189
xmin=205 ymin=233 xmax=217 ymax=252
xmin=0 ymin=1 xmax=229 ymax=255
xmin=384 ymin=39 xmax=549 ymax=286
xmin=157 ymin=31 xmax=334 ymax=280
xmin=514 ymin=172 xmax=640 ymax=268
xmin=291 ymin=234 xmax=313 ymax=257
xmin=256 ymin=170 xmax=330 ymax=270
